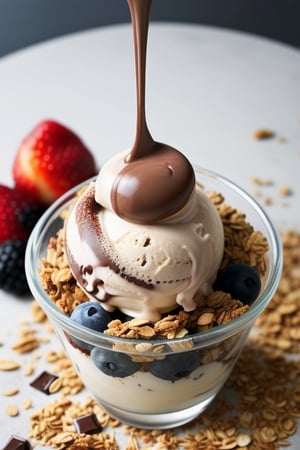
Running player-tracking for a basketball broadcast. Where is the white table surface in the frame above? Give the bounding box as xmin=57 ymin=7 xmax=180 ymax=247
xmin=0 ymin=23 xmax=299 ymax=448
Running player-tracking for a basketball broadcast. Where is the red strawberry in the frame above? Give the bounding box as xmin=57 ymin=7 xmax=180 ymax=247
xmin=0 ymin=185 xmax=36 ymax=243
xmin=13 ymin=119 xmax=97 ymax=205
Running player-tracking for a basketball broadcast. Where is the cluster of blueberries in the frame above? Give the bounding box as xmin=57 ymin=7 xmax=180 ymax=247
xmin=69 ymin=301 xmax=201 ymax=381
xmin=69 ymin=263 xmax=261 ymax=380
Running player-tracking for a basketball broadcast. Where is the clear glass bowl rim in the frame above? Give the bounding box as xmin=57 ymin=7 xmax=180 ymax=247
xmin=25 ymin=166 xmax=283 ymax=351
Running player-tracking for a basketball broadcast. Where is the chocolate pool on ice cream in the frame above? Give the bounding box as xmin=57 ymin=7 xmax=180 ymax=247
xmin=25 ymin=0 xmax=282 ymax=430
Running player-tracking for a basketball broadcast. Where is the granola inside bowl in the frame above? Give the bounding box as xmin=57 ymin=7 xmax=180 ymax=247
xmin=25 ymin=167 xmax=282 ymax=429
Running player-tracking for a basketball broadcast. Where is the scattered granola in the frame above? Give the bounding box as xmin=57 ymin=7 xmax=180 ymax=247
xmin=278 ymin=185 xmax=293 ymax=197
xmin=250 ymin=176 xmax=273 ymax=187
xmin=23 ymin=363 xmax=35 ymax=377
xmin=28 ymin=396 xmax=119 ymax=450
xmin=11 ymin=334 xmax=39 ymax=354
xmin=31 ymin=300 xmax=47 ymax=323
xmin=252 ymin=128 xmax=275 ymax=140
xmin=277 ymin=136 xmax=286 ymax=143
xmin=250 ymin=178 xmax=294 ymax=207
xmin=255 ymin=230 xmax=300 ymax=353
xmin=5 ymin=404 xmax=19 ymax=417
xmin=263 ymin=196 xmax=273 ymax=206
xmin=1 ymin=387 xmax=19 ymax=397
xmin=125 ymin=435 xmax=139 ymax=450
xmin=22 ymin=399 xmax=33 ymax=410
xmin=0 ymin=359 xmax=21 ymax=371
xmin=43 ymin=349 xmax=85 ymax=396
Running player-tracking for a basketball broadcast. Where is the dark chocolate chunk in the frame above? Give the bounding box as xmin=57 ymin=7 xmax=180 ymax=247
xmin=73 ymin=413 xmax=102 ymax=434
xmin=29 ymin=370 xmax=58 ymax=395
xmin=2 ymin=435 xmax=31 ymax=450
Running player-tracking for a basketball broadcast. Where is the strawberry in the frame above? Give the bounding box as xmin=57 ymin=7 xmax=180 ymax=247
xmin=0 ymin=185 xmax=36 ymax=243
xmin=13 ymin=119 xmax=97 ymax=205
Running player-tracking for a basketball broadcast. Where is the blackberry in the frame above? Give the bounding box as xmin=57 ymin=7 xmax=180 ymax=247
xmin=18 ymin=203 xmax=45 ymax=231
xmin=0 ymin=240 xmax=29 ymax=295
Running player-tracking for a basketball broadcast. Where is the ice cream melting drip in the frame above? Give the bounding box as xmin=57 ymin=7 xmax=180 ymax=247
xmin=107 ymin=0 xmax=195 ymax=224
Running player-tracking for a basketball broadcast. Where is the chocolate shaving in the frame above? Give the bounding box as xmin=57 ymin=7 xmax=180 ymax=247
xmin=29 ymin=370 xmax=59 ymax=395
xmin=73 ymin=413 xmax=102 ymax=435
xmin=2 ymin=436 xmax=31 ymax=450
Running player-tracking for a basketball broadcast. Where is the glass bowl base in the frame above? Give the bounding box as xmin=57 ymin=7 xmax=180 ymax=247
xmin=97 ymin=394 xmax=216 ymax=429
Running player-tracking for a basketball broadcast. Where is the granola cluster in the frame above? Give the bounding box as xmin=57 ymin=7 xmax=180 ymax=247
xmin=39 ymin=191 xmax=269 ymax=338
xmin=209 ymin=191 xmax=268 ymax=274
xmin=104 ymin=294 xmax=249 ymax=341
xmin=40 ymin=232 xmax=89 ymax=315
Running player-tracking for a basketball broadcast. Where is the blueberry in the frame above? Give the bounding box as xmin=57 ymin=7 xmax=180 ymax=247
xmin=69 ymin=302 xmax=114 ymax=352
xmin=213 ymin=263 xmax=261 ymax=305
xmin=149 ymin=351 xmax=200 ymax=382
xmin=91 ymin=347 xmax=141 ymax=378
xmin=70 ymin=301 xmax=113 ymax=331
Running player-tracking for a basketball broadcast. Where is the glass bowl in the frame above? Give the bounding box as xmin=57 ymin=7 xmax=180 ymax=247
xmin=25 ymin=167 xmax=282 ymax=429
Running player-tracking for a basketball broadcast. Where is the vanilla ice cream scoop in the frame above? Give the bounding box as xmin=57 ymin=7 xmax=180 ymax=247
xmin=64 ymin=172 xmax=224 ymax=321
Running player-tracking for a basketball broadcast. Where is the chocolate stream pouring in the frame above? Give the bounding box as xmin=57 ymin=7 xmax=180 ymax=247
xmin=111 ymin=0 xmax=195 ymax=224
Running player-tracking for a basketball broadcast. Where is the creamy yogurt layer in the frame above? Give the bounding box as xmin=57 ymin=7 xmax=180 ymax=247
xmin=61 ymin=332 xmax=234 ymax=415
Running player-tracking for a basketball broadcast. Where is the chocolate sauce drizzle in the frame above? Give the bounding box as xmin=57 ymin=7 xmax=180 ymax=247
xmin=69 ymin=186 xmax=153 ymax=300
xmin=111 ymin=0 xmax=195 ymax=224
xmin=126 ymin=0 xmax=154 ymax=161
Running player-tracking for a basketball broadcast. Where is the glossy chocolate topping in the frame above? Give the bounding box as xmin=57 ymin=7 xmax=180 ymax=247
xmin=65 ymin=186 xmax=153 ymax=301
xmin=112 ymin=144 xmax=195 ymax=223
xmin=110 ymin=0 xmax=195 ymax=224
